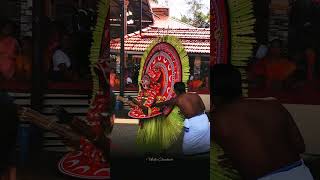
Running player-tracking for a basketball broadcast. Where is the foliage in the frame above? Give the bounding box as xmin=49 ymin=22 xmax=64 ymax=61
xmin=228 ymin=0 xmax=256 ymax=97
xmin=179 ymin=0 xmax=210 ymax=28
xmin=89 ymin=0 xmax=109 ymax=100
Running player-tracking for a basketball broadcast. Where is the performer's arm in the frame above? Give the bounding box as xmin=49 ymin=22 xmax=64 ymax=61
xmin=154 ymin=98 xmax=176 ymax=108
xmin=128 ymin=96 xmax=141 ymax=105
xmin=126 ymin=96 xmax=149 ymax=115
xmin=18 ymin=107 xmax=110 ymax=160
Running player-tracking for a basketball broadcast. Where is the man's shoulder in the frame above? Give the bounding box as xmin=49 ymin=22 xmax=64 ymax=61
xmin=218 ymin=98 xmax=281 ymax=113
xmin=239 ymin=98 xmax=287 ymax=117
xmin=186 ymin=92 xmax=201 ymax=98
xmin=242 ymin=97 xmax=281 ymax=105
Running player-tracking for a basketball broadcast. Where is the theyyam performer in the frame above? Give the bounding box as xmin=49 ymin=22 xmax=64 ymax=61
xmin=118 ymin=35 xmax=209 ymax=156
xmin=18 ymin=0 xmax=113 ymax=179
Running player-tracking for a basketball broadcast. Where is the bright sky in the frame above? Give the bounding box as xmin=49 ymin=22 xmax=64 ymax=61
xmin=157 ymin=0 xmax=210 ymax=19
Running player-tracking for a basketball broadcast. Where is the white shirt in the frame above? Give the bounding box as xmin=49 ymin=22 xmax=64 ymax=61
xmin=52 ymin=49 xmax=71 ymax=71
xmin=126 ymin=77 xmax=132 ymax=84
xmin=255 ymin=45 xmax=268 ymax=59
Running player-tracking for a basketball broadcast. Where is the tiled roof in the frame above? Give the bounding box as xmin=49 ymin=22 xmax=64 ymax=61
xmin=110 ymin=27 xmax=210 ymax=54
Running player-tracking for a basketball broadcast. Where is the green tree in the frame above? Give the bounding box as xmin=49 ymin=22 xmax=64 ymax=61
xmin=180 ymin=0 xmax=209 ymax=28
xmin=180 ymin=15 xmax=191 ymax=24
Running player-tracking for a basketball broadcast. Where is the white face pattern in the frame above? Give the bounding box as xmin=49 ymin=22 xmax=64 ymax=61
xmin=141 ymin=75 xmax=150 ymax=90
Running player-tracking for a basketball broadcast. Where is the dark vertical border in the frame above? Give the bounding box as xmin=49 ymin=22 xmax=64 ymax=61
xmin=30 ymin=0 xmax=45 ymax=158
xmin=210 ymin=0 xmax=231 ymax=65
xmin=224 ymin=0 xmax=232 ymax=65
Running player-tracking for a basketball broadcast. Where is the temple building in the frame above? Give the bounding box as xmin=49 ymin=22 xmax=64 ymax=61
xmin=110 ymin=2 xmax=210 ymax=94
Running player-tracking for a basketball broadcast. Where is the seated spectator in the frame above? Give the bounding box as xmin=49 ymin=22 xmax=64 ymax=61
xmin=51 ymin=35 xmax=74 ymax=81
xmin=255 ymin=44 xmax=268 ymax=60
xmin=250 ymin=39 xmax=297 ymax=90
xmin=188 ymin=79 xmax=203 ymax=91
xmin=15 ymin=37 xmax=32 ymax=81
xmin=0 ymin=90 xmax=18 ymax=180
xmin=212 ymin=64 xmax=314 ymax=180
xmin=44 ymin=21 xmax=64 ymax=77
xmin=126 ymin=76 xmax=132 ymax=85
xmin=0 ymin=20 xmax=19 ymax=80
xmin=110 ymin=69 xmax=116 ymax=88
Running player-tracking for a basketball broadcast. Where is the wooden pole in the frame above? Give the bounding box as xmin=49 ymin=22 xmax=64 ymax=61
xmin=140 ymin=0 xmax=143 ymax=36
xmin=120 ymin=0 xmax=128 ymax=98
xmin=30 ymin=0 xmax=45 ymax=159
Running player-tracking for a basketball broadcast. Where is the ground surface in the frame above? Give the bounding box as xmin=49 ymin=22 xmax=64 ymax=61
xmin=17 ymin=122 xmax=139 ymax=180
xmin=16 ymin=110 xmax=320 ymax=179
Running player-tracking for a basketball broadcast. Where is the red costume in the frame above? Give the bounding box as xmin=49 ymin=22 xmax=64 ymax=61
xmin=58 ymin=60 xmax=112 ymax=179
xmin=129 ymin=68 xmax=162 ymax=118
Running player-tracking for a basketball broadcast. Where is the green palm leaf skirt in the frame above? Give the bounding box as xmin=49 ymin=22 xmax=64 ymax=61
xmin=211 ymin=143 xmax=241 ymax=180
xmin=136 ymin=106 xmax=184 ymax=153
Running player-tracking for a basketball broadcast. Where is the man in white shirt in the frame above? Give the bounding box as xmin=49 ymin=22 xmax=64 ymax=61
xmin=52 ymin=49 xmax=71 ymax=72
xmin=51 ymin=35 xmax=73 ymax=81
xmin=126 ymin=76 xmax=132 ymax=85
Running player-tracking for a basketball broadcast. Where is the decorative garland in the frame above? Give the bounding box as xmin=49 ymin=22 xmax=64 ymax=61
xmin=136 ymin=106 xmax=184 ymax=151
xmin=138 ymin=35 xmax=190 ymax=91
xmin=211 ymin=0 xmax=230 ymax=65
xmin=228 ymin=0 xmax=256 ymax=97
xmin=211 ymin=145 xmax=242 ymax=180
xmin=88 ymin=0 xmax=110 ymax=101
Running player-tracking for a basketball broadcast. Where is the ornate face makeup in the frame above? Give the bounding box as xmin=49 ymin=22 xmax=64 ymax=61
xmin=147 ymin=68 xmax=161 ymax=82
xmin=141 ymin=75 xmax=151 ymax=90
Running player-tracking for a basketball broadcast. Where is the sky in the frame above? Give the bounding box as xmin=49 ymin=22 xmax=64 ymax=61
xmin=157 ymin=0 xmax=210 ymax=19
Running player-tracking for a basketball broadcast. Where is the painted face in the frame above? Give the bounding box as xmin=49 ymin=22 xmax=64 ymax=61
xmin=147 ymin=68 xmax=161 ymax=82
xmin=141 ymin=75 xmax=150 ymax=90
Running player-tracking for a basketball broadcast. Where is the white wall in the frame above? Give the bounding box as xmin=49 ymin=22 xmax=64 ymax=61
xmin=199 ymin=95 xmax=320 ymax=155
xmin=200 ymin=94 xmax=210 ymax=111
xmin=284 ymin=104 xmax=320 ymax=155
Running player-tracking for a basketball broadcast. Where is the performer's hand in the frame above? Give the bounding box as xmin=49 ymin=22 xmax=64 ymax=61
xmin=128 ymin=96 xmax=133 ymax=101
xmin=53 ymin=105 xmax=73 ymax=124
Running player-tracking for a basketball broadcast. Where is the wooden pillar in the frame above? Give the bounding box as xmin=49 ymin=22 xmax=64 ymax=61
xmin=30 ymin=0 xmax=45 ymax=158
xmin=120 ymin=0 xmax=129 ymax=97
xmin=31 ymin=0 xmax=45 ymax=111
xmin=127 ymin=54 xmax=133 ymax=71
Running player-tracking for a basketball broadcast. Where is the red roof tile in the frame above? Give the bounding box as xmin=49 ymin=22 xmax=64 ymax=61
xmin=110 ymin=27 xmax=210 ymax=54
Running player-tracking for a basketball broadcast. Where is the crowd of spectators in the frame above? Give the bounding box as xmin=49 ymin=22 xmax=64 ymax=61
xmin=248 ymin=39 xmax=319 ymax=91
xmin=0 ymin=16 xmax=93 ymax=83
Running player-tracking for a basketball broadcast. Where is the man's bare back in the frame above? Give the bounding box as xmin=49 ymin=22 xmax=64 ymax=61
xmin=213 ymin=99 xmax=305 ymax=179
xmin=176 ymin=93 xmax=205 ymax=118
